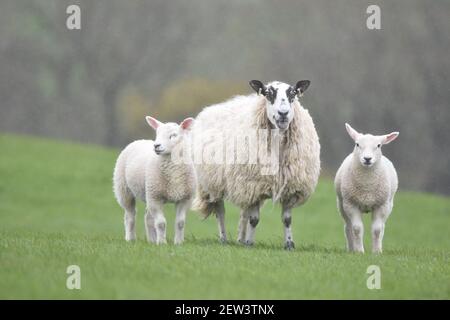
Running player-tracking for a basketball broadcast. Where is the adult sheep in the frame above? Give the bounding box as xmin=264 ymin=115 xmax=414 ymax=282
xmin=191 ymin=80 xmax=320 ymax=249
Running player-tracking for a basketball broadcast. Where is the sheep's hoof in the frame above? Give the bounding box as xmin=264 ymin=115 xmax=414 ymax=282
xmin=219 ymin=237 xmax=228 ymax=244
xmin=284 ymin=241 xmax=295 ymax=251
xmin=174 ymin=239 xmax=184 ymax=245
xmin=245 ymin=240 xmax=254 ymax=247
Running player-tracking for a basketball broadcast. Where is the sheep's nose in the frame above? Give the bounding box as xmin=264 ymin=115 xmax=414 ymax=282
xmin=278 ymin=110 xmax=289 ymax=117
xmin=364 ymin=157 xmax=372 ymax=163
xmin=154 ymin=143 xmax=161 ymax=150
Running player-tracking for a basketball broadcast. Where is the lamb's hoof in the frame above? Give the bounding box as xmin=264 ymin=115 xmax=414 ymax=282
xmin=219 ymin=237 xmax=228 ymax=244
xmin=284 ymin=241 xmax=295 ymax=251
xmin=245 ymin=240 xmax=254 ymax=247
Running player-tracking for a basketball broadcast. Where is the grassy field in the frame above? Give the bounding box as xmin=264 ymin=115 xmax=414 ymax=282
xmin=0 ymin=134 xmax=449 ymax=299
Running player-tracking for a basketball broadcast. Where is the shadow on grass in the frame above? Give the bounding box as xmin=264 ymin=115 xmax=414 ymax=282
xmin=184 ymin=235 xmax=347 ymax=254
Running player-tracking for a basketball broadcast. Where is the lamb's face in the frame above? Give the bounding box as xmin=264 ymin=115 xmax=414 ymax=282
xmin=345 ymin=123 xmax=399 ymax=168
xmin=153 ymin=123 xmax=182 ymax=155
xmin=353 ymin=134 xmax=384 ymax=167
xmin=249 ymin=80 xmax=310 ymax=130
xmin=145 ymin=117 xmax=194 ymax=156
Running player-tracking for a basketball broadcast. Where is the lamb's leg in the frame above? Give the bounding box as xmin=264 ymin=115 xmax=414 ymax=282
xmin=244 ymin=204 xmax=260 ymax=246
xmin=237 ymin=210 xmax=248 ymax=244
xmin=371 ymin=202 xmax=391 ymax=254
xmin=144 ymin=210 xmax=157 ymax=243
xmin=146 ymin=201 xmax=166 ymax=245
xmin=343 ymin=202 xmax=364 ymax=253
xmin=174 ymin=199 xmax=191 ymax=245
xmin=123 ymin=198 xmax=136 ymax=241
xmin=344 ymin=222 xmax=354 ymax=252
xmin=215 ymin=200 xmax=227 ymax=243
xmin=281 ymin=205 xmax=295 ymax=250
xmin=337 ymin=197 xmax=354 ymax=251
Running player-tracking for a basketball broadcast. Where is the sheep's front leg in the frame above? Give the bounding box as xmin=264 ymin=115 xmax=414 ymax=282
xmin=371 ymin=202 xmax=392 ymax=254
xmin=337 ymin=197 xmax=354 ymax=251
xmin=144 ymin=210 xmax=156 ymax=243
xmin=174 ymin=199 xmax=191 ymax=245
xmin=215 ymin=201 xmax=227 ymax=243
xmin=343 ymin=202 xmax=364 ymax=253
xmin=237 ymin=210 xmax=248 ymax=244
xmin=244 ymin=204 xmax=260 ymax=246
xmin=281 ymin=205 xmax=295 ymax=250
xmin=146 ymin=201 xmax=166 ymax=245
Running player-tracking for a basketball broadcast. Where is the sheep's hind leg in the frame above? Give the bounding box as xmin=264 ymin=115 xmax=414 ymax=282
xmin=244 ymin=204 xmax=260 ymax=246
xmin=237 ymin=210 xmax=248 ymax=244
xmin=174 ymin=199 xmax=191 ymax=245
xmin=123 ymin=198 xmax=137 ymax=241
xmin=281 ymin=205 xmax=295 ymax=250
xmin=215 ymin=200 xmax=227 ymax=243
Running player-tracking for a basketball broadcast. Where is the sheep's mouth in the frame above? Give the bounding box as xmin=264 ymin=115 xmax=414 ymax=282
xmin=276 ymin=119 xmax=289 ymax=130
xmin=362 ymin=161 xmax=374 ymax=167
xmin=154 ymin=149 xmax=165 ymax=155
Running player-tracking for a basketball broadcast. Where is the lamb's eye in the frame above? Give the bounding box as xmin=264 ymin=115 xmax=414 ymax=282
xmin=377 ymin=144 xmax=381 ymax=148
xmin=170 ymin=134 xmax=177 ymax=139
xmin=356 ymin=143 xmax=360 ymax=147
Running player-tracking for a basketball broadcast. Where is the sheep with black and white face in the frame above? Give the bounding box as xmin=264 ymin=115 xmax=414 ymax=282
xmin=191 ymin=80 xmax=320 ymax=250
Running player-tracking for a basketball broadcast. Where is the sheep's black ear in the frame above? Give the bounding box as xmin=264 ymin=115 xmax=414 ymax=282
xmin=295 ymin=80 xmax=311 ymax=96
xmin=249 ymin=80 xmax=267 ymax=96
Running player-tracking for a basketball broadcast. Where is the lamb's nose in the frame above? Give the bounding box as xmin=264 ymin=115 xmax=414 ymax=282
xmin=278 ymin=110 xmax=288 ymax=117
xmin=154 ymin=143 xmax=161 ymax=149
xmin=364 ymin=157 xmax=372 ymax=163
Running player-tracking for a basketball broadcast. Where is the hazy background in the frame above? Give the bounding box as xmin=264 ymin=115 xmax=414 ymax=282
xmin=0 ymin=0 xmax=449 ymax=195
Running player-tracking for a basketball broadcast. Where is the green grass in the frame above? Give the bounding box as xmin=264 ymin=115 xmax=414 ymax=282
xmin=0 ymin=134 xmax=449 ymax=299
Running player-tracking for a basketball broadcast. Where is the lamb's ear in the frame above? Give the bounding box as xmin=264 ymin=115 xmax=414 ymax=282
xmin=382 ymin=132 xmax=399 ymax=145
xmin=295 ymin=80 xmax=311 ymax=96
xmin=180 ymin=117 xmax=194 ymax=131
xmin=345 ymin=123 xmax=360 ymax=141
xmin=145 ymin=116 xmax=162 ymax=131
xmin=249 ymin=80 xmax=267 ymax=96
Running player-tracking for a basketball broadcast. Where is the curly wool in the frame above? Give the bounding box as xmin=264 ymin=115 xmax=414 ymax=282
xmin=113 ymin=140 xmax=196 ymax=206
xmin=334 ymin=154 xmax=398 ymax=213
xmin=191 ymin=94 xmax=321 ymax=216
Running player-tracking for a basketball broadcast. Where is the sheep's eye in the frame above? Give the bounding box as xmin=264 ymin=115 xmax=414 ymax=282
xmin=377 ymin=144 xmax=381 ymax=148
xmin=356 ymin=143 xmax=359 ymax=147
xmin=169 ymin=134 xmax=177 ymax=139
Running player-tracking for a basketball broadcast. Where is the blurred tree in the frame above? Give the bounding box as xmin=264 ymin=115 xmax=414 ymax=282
xmin=0 ymin=0 xmax=449 ymax=195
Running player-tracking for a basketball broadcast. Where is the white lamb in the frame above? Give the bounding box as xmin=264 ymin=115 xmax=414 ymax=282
xmin=113 ymin=116 xmax=196 ymax=245
xmin=334 ymin=123 xmax=399 ymax=253
xmin=191 ymin=80 xmax=320 ymax=250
